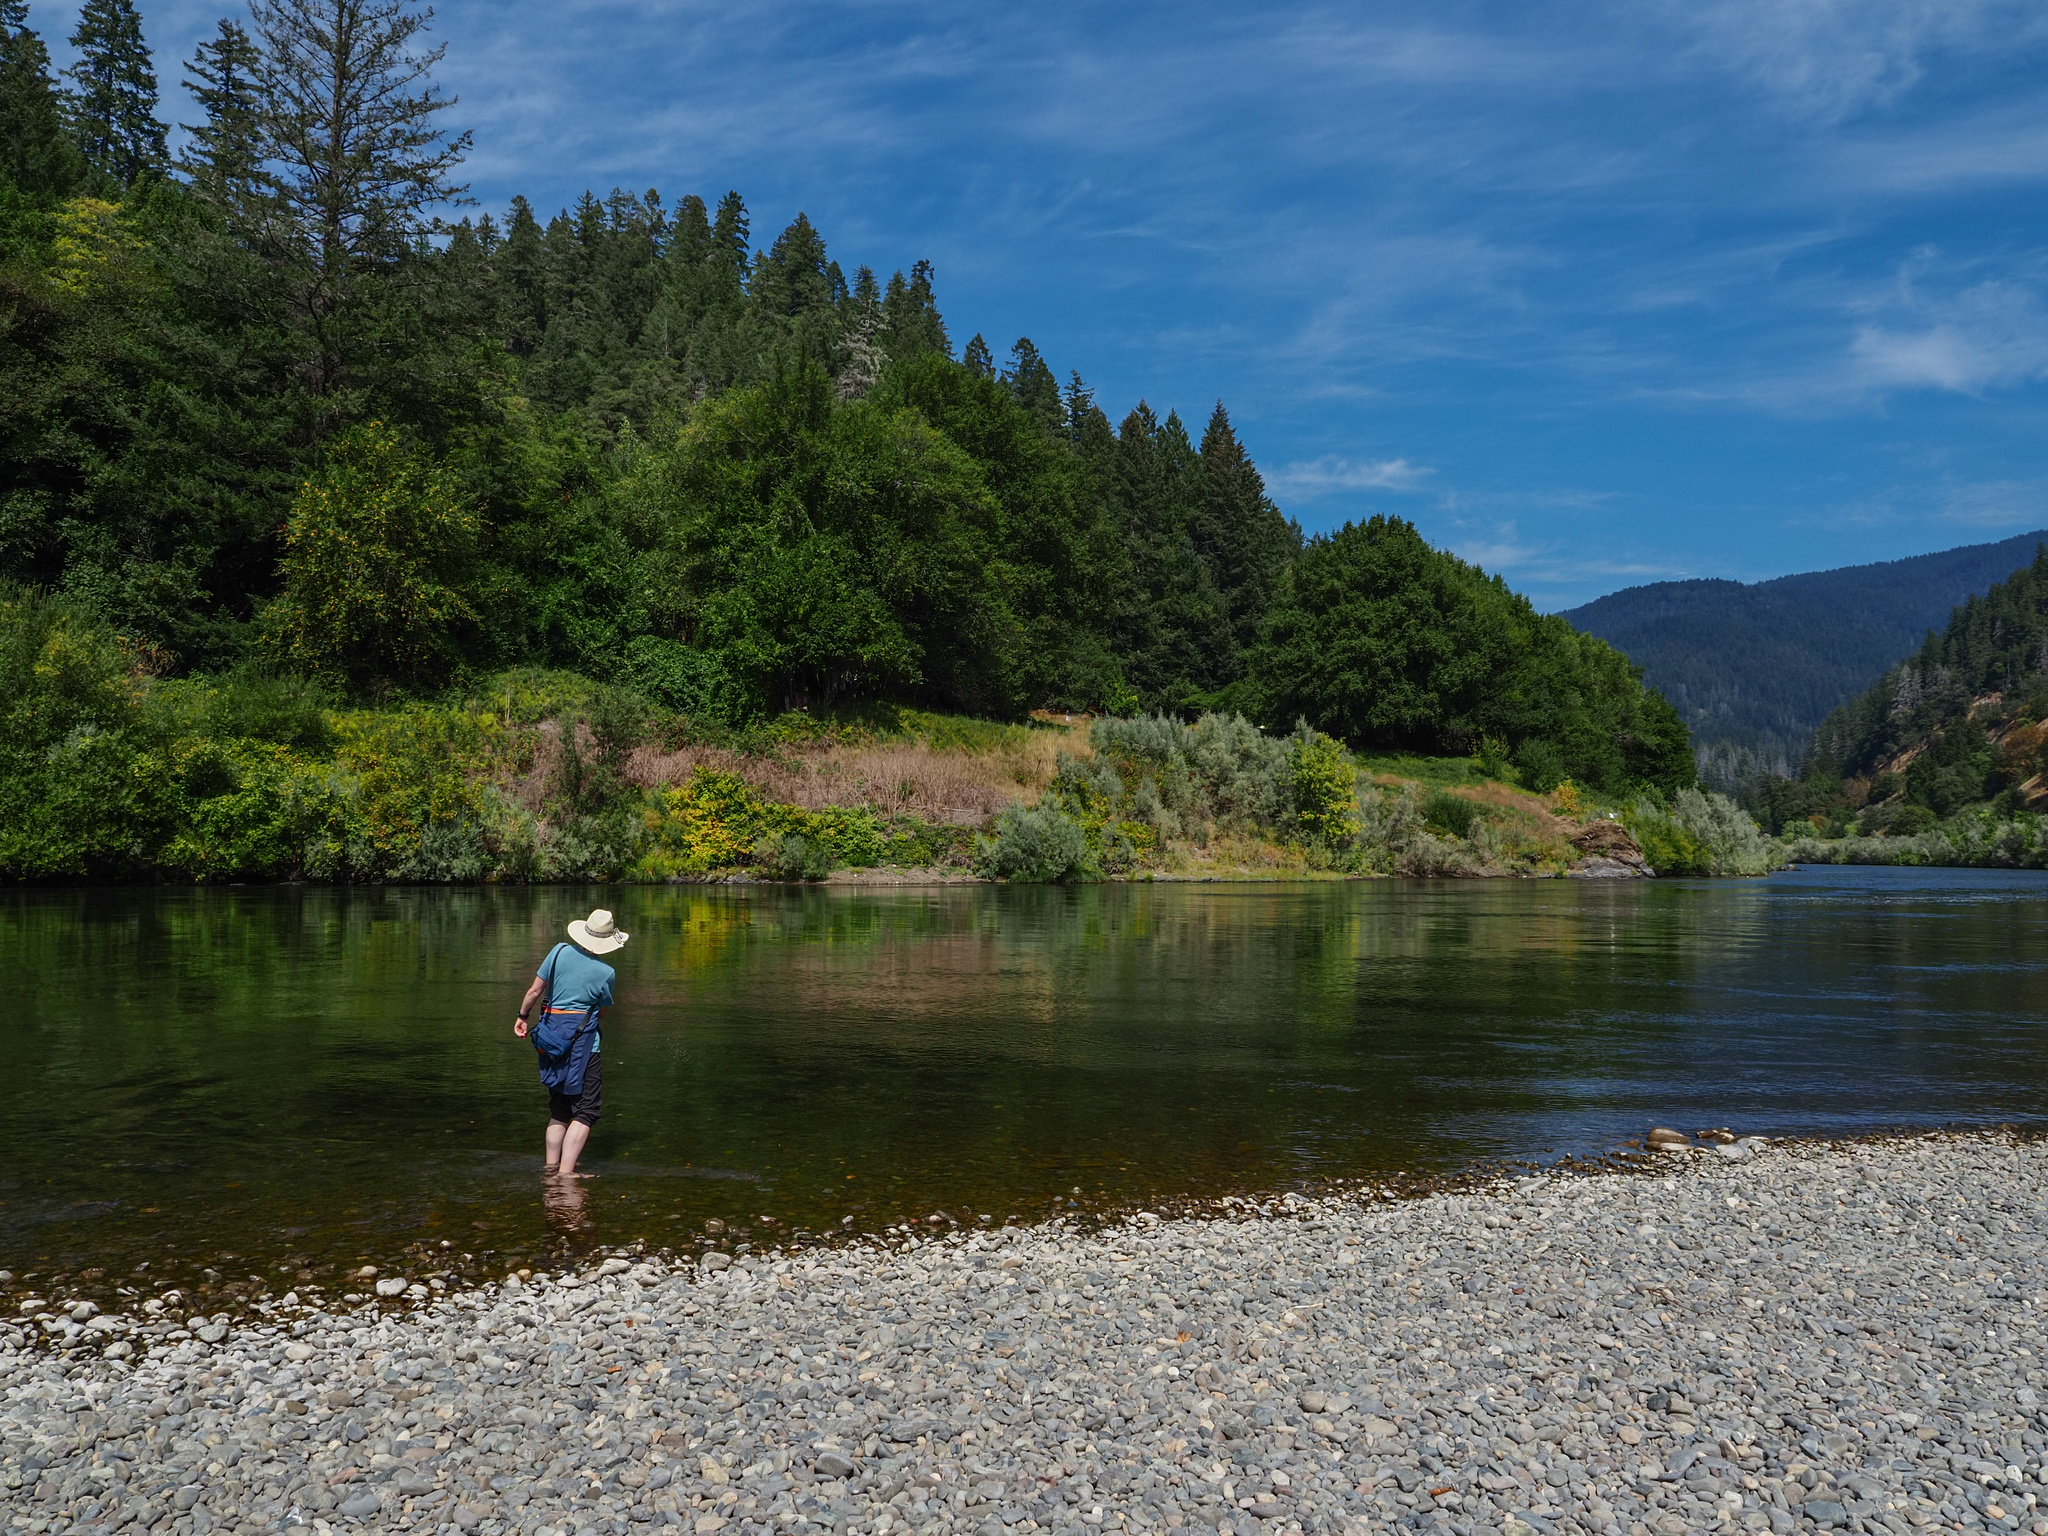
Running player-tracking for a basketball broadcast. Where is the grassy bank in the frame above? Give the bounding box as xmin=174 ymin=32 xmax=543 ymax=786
xmin=1780 ymin=811 xmax=2048 ymax=868
xmin=1 ymin=589 xmax=1772 ymax=884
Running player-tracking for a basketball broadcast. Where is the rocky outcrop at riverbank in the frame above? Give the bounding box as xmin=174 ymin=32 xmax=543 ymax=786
xmin=4 ymin=1134 xmax=2046 ymax=1536
xmin=1566 ymin=822 xmax=1654 ymax=879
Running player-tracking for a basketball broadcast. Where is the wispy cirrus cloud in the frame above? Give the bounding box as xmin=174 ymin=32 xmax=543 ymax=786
xmin=1653 ymin=0 xmax=2048 ymax=122
xmin=1268 ymin=457 xmax=1434 ymax=495
xmin=1936 ymin=481 xmax=2048 ymax=528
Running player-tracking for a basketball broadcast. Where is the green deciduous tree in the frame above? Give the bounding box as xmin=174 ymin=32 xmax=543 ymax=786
xmin=1250 ymin=514 xmax=1692 ymax=795
xmin=264 ymin=422 xmax=478 ymax=686
xmin=634 ymin=363 xmax=1021 ymax=714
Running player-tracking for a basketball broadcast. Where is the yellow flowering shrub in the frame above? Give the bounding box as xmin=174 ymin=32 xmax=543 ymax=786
xmin=637 ymin=768 xmax=891 ymax=877
xmin=638 ymin=767 xmax=806 ymax=877
xmin=321 ymin=707 xmax=504 ymax=870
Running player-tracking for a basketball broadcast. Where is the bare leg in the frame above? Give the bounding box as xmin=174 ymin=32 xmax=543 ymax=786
xmin=544 ymin=1120 xmax=566 ymax=1173
xmin=558 ymin=1120 xmax=593 ymax=1176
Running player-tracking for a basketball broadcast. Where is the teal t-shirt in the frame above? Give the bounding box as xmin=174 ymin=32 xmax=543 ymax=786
xmin=539 ymin=943 xmax=614 ymax=1053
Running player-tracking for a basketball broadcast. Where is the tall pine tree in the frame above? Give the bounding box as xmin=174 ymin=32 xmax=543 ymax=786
xmin=66 ymin=0 xmax=167 ymax=187
xmin=1001 ymin=337 xmax=1061 ymax=434
xmin=1196 ymin=402 xmax=1299 ymax=667
xmin=1108 ymin=403 xmax=1232 ymax=711
xmin=180 ymin=19 xmax=264 ymax=208
xmin=0 ymin=3 xmax=80 ymax=199
xmin=879 ymin=259 xmax=949 ymax=361
xmin=243 ymin=0 xmax=473 ymax=414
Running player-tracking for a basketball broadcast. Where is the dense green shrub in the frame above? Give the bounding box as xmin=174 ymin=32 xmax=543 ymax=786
xmin=1422 ymin=790 xmax=1479 ymax=840
xmin=1623 ymin=788 xmax=1777 ymax=876
xmin=1890 ymin=804 xmax=1938 ymax=836
xmin=616 ymin=636 xmax=758 ymax=724
xmin=0 ymin=584 xmax=161 ymax=878
xmin=972 ymin=804 xmax=1092 ymax=882
xmin=807 ymin=806 xmax=887 ymax=867
xmin=756 ymin=831 xmax=833 ymax=881
xmin=1288 ymin=730 xmax=1359 ymax=841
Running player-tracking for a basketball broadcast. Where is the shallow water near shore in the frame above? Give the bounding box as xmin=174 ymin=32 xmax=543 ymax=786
xmin=4 ymin=865 xmax=2047 ymax=1297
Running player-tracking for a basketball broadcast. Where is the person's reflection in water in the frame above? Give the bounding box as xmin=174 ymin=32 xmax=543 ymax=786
xmin=541 ymin=1172 xmax=591 ymax=1233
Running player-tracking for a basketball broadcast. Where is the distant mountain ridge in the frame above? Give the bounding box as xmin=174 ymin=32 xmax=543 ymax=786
xmin=1562 ymin=530 xmax=2048 ymax=785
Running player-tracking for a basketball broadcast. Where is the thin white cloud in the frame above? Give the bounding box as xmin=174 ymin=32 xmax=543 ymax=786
xmin=1429 ymin=517 xmax=1702 ymax=607
xmin=1657 ymin=0 xmax=2048 ymax=122
xmin=1269 ymin=457 xmax=1434 ymax=494
xmin=1849 ymin=278 xmax=2048 ymax=394
xmin=1939 ymin=481 xmax=2048 ymax=528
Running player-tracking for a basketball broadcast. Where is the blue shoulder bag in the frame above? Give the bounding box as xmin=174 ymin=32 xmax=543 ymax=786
xmin=530 ymin=943 xmax=599 ymax=1096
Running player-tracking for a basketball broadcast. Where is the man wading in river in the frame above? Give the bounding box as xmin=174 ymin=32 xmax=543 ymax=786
xmin=512 ymin=909 xmax=628 ymax=1177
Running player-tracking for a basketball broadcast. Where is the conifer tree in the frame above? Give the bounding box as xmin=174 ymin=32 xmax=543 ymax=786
xmin=0 ymin=3 xmax=81 ymax=198
xmin=498 ymin=194 xmax=545 ymax=355
xmin=1002 ymin=337 xmax=1061 ymax=434
xmin=752 ymin=212 xmax=834 ymax=318
xmin=1063 ymin=371 xmax=1091 ymax=425
xmin=836 ymin=266 xmax=885 ymax=401
xmin=879 ymin=260 xmax=949 ymax=361
xmin=243 ymin=0 xmax=472 ymax=407
xmin=248 ymin=0 xmax=470 ymax=264
xmin=963 ymin=333 xmax=994 ymax=378
xmin=667 ymin=194 xmax=709 ymax=266
xmin=181 ymin=19 xmax=264 ymax=207
xmin=1196 ymin=402 xmax=1299 ymax=662
xmin=66 ymin=0 xmax=167 ymax=186
xmin=709 ymin=191 xmax=749 ymax=284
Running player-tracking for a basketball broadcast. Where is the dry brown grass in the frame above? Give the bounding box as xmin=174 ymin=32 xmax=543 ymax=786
xmin=624 ymin=728 xmax=1083 ymax=823
xmin=1157 ymin=830 xmax=1317 ymax=878
xmin=1450 ymin=779 xmax=1574 ymax=840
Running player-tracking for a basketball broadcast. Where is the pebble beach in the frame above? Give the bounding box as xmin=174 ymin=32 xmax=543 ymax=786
xmin=4 ymin=1133 xmax=2046 ymax=1536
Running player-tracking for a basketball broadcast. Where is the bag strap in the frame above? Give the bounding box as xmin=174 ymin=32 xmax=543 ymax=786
xmin=539 ymin=943 xmax=565 ymax=1007
xmin=536 ymin=944 xmax=596 ymax=1044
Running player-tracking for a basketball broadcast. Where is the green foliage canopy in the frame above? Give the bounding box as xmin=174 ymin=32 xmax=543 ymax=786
xmin=1250 ymin=515 xmax=1693 ymax=795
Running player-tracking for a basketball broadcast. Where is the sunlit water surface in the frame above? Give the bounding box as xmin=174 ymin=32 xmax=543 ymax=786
xmin=5 ymin=867 xmax=2046 ymax=1299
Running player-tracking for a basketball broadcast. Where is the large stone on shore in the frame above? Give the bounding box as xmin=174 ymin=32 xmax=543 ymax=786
xmin=1566 ymin=819 xmax=1654 ymax=876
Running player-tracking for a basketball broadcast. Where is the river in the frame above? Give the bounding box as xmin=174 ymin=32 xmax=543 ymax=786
xmin=4 ymin=866 xmax=2045 ymax=1302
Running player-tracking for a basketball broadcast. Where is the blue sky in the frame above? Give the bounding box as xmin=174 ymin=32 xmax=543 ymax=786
xmin=36 ymin=0 xmax=2048 ymax=608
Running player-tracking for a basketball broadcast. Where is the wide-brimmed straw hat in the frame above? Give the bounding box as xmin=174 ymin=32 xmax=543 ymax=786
xmin=567 ymin=908 xmax=629 ymax=955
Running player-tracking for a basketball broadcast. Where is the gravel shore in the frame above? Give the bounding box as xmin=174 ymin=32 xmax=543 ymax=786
xmin=4 ymin=1132 xmax=2046 ymax=1536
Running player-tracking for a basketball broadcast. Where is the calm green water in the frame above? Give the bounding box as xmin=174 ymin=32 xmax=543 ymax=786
xmin=5 ymin=868 xmax=2047 ymax=1299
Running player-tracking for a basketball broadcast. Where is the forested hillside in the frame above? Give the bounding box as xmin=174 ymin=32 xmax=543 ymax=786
xmin=0 ymin=0 xmax=1699 ymax=883
xmin=1564 ymin=531 xmax=2048 ymax=785
xmin=1750 ymin=548 xmax=2048 ymax=855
